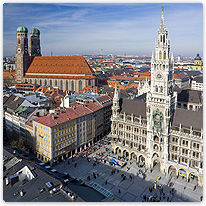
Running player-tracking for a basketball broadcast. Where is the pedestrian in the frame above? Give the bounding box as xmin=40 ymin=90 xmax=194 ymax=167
xmin=184 ymin=186 xmax=186 ymax=189
xmin=167 ymin=197 xmax=169 ymax=202
xmin=119 ymin=189 xmax=121 ymax=193
xmin=97 ymin=173 xmax=99 ymax=177
xmin=105 ymin=180 xmax=107 ymax=185
xmin=200 ymin=196 xmax=203 ymax=201
xmin=194 ymin=185 xmax=196 ymax=191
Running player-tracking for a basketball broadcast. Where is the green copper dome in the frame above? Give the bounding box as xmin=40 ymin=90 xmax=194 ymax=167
xmin=17 ymin=25 xmax=28 ymax=33
xmin=30 ymin=27 xmax=40 ymax=35
xmin=194 ymin=53 xmax=201 ymax=60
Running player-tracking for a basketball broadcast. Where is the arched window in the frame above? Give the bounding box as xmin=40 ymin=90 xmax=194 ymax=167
xmin=88 ymin=79 xmax=91 ymax=86
xmin=160 ymin=86 xmax=163 ymax=93
xmin=155 ymin=86 xmax=158 ymax=92
xmin=40 ymin=79 xmax=42 ymax=86
xmin=66 ymin=80 xmax=68 ymax=90
xmin=55 ymin=80 xmax=57 ymax=86
xmin=159 ymin=51 xmax=162 ymax=60
xmin=35 ymin=79 xmax=37 ymax=85
xmin=79 ymin=80 xmax=82 ymax=91
xmin=71 ymin=80 xmax=74 ymax=91
xmin=18 ymin=39 xmax=20 ymax=44
xmin=30 ymin=79 xmax=32 ymax=84
xmin=45 ymin=79 xmax=47 ymax=85
xmin=163 ymin=35 xmax=165 ymax=44
xmin=160 ymin=35 xmax=162 ymax=42
xmin=164 ymin=51 xmax=166 ymax=59
xmin=50 ymin=80 xmax=52 ymax=86
xmin=60 ymin=80 xmax=63 ymax=90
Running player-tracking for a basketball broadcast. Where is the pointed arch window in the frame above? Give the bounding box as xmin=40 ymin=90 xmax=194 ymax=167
xmin=35 ymin=79 xmax=37 ymax=85
xmin=79 ymin=80 xmax=82 ymax=91
xmin=66 ymin=80 xmax=68 ymax=90
xmin=45 ymin=79 xmax=47 ymax=85
xmin=60 ymin=80 xmax=63 ymax=90
xmin=164 ymin=51 xmax=166 ymax=59
xmin=160 ymin=86 xmax=163 ymax=93
xmin=50 ymin=80 xmax=52 ymax=86
xmin=88 ymin=79 xmax=91 ymax=86
xmin=55 ymin=80 xmax=57 ymax=86
xmin=155 ymin=86 xmax=158 ymax=93
xmin=71 ymin=80 xmax=74 ymax=91
xmin=163 ymin=35 xmax=165 ymax=44
xmin=30 ymin=79 xmax=32 ymax=84
xmin=159 ymin=51 xmax=162 ymax=60
xmin=40 ymin=79 xmax=42 ymax=86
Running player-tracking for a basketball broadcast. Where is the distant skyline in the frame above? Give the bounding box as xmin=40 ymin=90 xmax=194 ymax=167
xmin=3 ymin=3 xmax=203 ymax=57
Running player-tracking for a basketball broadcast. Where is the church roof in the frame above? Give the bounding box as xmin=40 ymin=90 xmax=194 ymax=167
xmin=25 ymin=56 xmax=95 ymax=76
xmin=172 ymin=108 xmax=202 ymax=131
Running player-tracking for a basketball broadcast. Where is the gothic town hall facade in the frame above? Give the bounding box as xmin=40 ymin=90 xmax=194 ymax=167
xmin=111 ymin=8 xmax=203 ymax=186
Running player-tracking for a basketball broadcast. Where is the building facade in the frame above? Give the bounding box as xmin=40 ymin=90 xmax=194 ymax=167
xmin=110 ymin=7 xmax=203 ymax=187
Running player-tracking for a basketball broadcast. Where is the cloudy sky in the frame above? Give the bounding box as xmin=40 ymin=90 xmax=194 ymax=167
xmin=3 ymin=3 xmax=203 ymax=57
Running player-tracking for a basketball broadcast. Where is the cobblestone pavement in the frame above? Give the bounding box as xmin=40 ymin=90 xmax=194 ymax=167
xmin=52 ymin=142 xmax=203 ymax=202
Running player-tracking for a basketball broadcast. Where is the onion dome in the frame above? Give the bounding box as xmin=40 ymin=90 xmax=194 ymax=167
xmin=17 ymin=25 xmax=28 ymax=33
xmin=194 ymin=53 xmax=201 ymax=60
xmin=30 ymin=27 xmax=40 ymax=35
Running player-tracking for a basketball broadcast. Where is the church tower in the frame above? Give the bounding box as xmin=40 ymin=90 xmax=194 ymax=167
xmin=146 ymin=7 xmax=177 ymax=172
xmin=15 ymin=25 xmax=30 ymax=83
xmin=29 ymin=27 xmax=41 ymax=56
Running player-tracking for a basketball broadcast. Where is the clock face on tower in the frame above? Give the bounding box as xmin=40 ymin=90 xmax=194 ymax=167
xmin=156 ymin=72 xmax=163 ymax=80
xmin=17 ymin=48 xmax=21 ymax=53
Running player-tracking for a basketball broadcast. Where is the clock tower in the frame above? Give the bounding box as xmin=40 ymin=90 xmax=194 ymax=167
xmin=146 ymin=7 xmax=177 ymax=172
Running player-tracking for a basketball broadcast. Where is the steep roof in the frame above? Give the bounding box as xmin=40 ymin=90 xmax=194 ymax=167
xmin=172 ymin=108 xmax=203 ymax=131
xmin=25 ymin=56 xmax=94 ymax=76
xmin=119 ymin=96 xmax=146 ymax=118
xmin=193 ymin=76 xmax=203 ymax=83
xmin=174 ymin=88 xmax=202 ymax=104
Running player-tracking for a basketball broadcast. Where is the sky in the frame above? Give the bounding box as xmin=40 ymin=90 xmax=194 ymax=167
xmin=3 ymin=3 xmax=203 ymax=57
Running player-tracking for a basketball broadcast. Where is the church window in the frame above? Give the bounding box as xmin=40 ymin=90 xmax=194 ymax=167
xmin=31 ymin=41 xmax=33 ymax=45
xmin=66 ymin=80 xmax=68 ymax=90
xmin=35 ymin=79 xmax=37 ymax=84
xmin=60 ymin=80 xmax=63 ymax=90
xmin=50 ymin=80 xmax=52 ymax=86
xmin=30 ymin=79 xmax=32 ymax=84
xmin=40 ymin=79 xmax=42 ymax=86
xmin=163 ymin=35 xmax=165 ymax=44
xmin=160 ymin=35 xmax=162 ymax=42
xmin=45 ymin=79 xmax=47 ymax=85
xmin=79 ymin=80 xmax=82 ymax=91
xmin=55 ymin=80 xmax=57 ymax=86
xmin=88 ymin=80 xmax=91 ymax=86
xmin=18 ymin=39 xmax=20 ymax=44
xmin=71 ymin=81 xmax=74 ymax=91
xmin=159 ymin=51 xmax=162 ymax=60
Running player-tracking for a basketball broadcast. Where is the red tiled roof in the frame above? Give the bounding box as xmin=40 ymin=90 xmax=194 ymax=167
xmin=24 ymin=75 xmax=97 ymax=79
xmin=26 ymin=56 xmax=94 ymax=75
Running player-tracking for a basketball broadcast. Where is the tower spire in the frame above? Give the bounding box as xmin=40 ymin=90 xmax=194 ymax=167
xmin=160 ymin=6 xmax=166 ymax=30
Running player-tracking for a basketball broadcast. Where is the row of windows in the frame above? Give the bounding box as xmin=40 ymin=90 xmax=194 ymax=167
xmin=53 ymin=131 xmax=75 ymax=139
xmin=27 ymin=79 xmax=90 ymax=91
xmin=53 ymin=123 xmax=75 ymax=132
xmin=53 ymin=138 xmax=76 ymax=150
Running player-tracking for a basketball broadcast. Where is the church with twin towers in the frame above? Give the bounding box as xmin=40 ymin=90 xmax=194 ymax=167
xmin=110 ymin=7 xmax=203 ymax=186
xmin=15 ymin=26 xmax=96 ymax=92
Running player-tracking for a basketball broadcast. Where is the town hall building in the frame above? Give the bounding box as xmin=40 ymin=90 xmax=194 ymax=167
xmin=110 ymin=7 xmax=203 ymax=187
